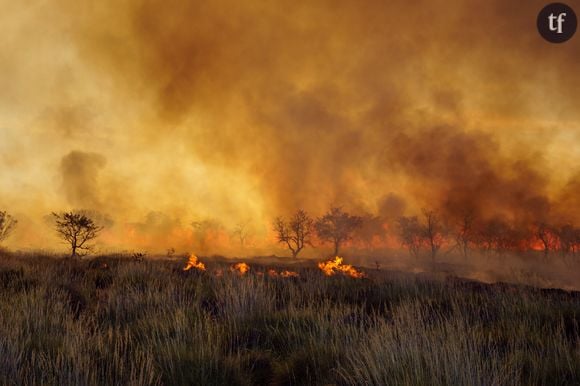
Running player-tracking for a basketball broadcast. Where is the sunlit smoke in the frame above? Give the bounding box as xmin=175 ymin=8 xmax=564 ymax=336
xmin=0 ymin=0 xmax=579 ymax=257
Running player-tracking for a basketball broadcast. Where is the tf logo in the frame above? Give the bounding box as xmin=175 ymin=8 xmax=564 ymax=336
xmin=537 ymin=3 xmax=577 ymax=43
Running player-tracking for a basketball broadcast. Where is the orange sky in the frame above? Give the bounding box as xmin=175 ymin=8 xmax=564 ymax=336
xmin=0 ymin=0 xmax=579 ymax=253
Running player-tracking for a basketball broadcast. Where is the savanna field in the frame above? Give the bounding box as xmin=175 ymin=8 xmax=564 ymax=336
xmin=1 ymin=251 xmax=579 ymax=386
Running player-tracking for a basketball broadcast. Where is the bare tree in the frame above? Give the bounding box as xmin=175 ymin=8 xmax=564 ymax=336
xmin=315 ymin=207 xmax=362 ymax=256
xmin=574 ymin=228 xmax=580 ymax=256
xmin=422 ymin=209 xmax=446 ymax=259
xmin=476 ymin=217 xmax=524 ymax=255
xmin=454 ymin=211 xmax=475 ymax=258
xmin=191 ymin=219 xmax=222 ymax=252
xmin=397 ymin=210 xmax=447 ymax=259
xmin=476 ymin=217 xmax=509 ymax=254
xmin=556 ymin=224 xmax=579 ymax=257
xmin=52 ymin=211 xmax=103 ymax=257
xmin=274 ymin=209 xmax=313 ymax=258
xmin=535 ymin=222 xmax=558 ymax=258
xmin=0 ymin=211 xmax=17 ymax=244
xmin=397 ymin=216 xmax=422 ymax=257
xmin=232 ymin=222 xmax=251 ymax=248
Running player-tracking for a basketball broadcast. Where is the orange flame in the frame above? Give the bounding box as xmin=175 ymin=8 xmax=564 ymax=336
xmin=318 ymin=257 xmax=365 ymax=279
xmin=265 ymin=269 xmax=300 ymax=278
xmin=280 ymin=270 xmax=299 ymax=278
xmin=231 ymin=262 xmax=250 ymax=275
xmin=183 ymin=253 xmax=206 ymax=271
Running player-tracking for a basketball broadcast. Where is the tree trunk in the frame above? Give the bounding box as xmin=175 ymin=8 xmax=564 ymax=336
xmin=333 ymin=241 xmax=340 ymax=257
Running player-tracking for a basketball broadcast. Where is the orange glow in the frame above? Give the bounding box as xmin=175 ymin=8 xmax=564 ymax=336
xmin=231 ymin=262 xmax=250 ymax=275
xmin=266 ymin=269 xmax=299 ymax=278
xmin=280 ymin=270 xmax=299 ymax=278
xmin=529 ymin=240 xmax=545 ymax=251
xmin=183 ymin=253 xmax=206 ymax=271
xmin=318 ymin=257 xmax=365 ymax=279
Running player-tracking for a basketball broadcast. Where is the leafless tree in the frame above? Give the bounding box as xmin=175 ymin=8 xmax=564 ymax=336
xmin=422 ymin=209 xmax=446 ymax=259
xmin=52 ymin=211 xmax=103 ymax=257
xmin=191 ymin=219 xmax=222 ymax=252
xmin=454 ymin=211 xmax=475 ymax=258
xmin=397 ymin=216 xmax=422 ymax=257
xmin=232 ymin=222 xmax=251 ymax=248
xmin=556 ymin=224 xmax=579 ymax=257
xmin=574 ymin=228 xmax=580 ymax=256
xmin=535 ymin=222 xmax=558 ymax=257
xmin=397 ymin=210 xmax=447 ymax=259
xmin=476 ymin=217 xmax=526 ymax=255
xmin=0 ymin=211 xmax=17 ymax=243
xmin=315 ymin=207 xmax=362 ymax=256
xmin=476 ymin=217 xmax=509 ymax=254
xmin=274 ymin=209 xmax=313 ymax=258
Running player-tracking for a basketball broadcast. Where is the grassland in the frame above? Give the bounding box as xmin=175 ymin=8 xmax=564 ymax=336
xmin=0 ymin=252 xmax=579 ymax=385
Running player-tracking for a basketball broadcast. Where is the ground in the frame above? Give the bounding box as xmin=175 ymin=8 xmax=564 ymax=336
xmin=0 ymin=252 xmax=579 ymax=385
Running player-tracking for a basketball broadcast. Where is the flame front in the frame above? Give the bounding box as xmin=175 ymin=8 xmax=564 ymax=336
xmin=183 ymin=253 xmax=206 ymax=271
xmin=280 ymin=270 xmax=299 ymax=278
xmin=267 ymin=269 xmax=299 ymax=278
xmin=231 ymin=262 xmax=250 ymax=275
xmin=318 ymin=257 xmax=365 ymax=279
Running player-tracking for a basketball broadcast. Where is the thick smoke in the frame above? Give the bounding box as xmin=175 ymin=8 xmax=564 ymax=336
xmin=0 ymin=0 xmax=579 ymax=253
xmin=60 ymin=151 xmax=106 ymax=209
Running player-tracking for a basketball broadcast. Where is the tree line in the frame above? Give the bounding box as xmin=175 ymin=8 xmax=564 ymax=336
xmin=0 ymin=207 xmax=579 ymax=259
xmin=274 ymin=207 xmax=580 ymax=259
xmin=396 ymin=210 xmax=580 ymax=259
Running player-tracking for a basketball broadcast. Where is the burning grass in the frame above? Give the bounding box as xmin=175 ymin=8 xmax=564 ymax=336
xmin=318 ymin=256 xmax=365 ymax=278
xmin=231 ymin=262 xmax=250 ymax=275
xmin=0 ymin=253 xmax=579 ymax=385
xmin=182 ymin=253 xmax=206 ymax=271
xmin=260 ymin=268 xmax=300 ymax=278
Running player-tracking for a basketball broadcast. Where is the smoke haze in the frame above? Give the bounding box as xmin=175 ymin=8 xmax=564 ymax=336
xmin=0 ymin=0 xmax=579 ymax=253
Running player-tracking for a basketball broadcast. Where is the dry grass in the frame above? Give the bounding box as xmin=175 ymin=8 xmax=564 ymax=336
xmin=0 ymin=252 xmax=579 ymax=385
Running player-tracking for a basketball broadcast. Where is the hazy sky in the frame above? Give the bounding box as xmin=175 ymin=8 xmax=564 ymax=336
xmin=1 ymin=0 xmax=579 ymax=251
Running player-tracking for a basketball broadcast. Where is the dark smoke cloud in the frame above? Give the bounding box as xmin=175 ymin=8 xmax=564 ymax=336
xmin=1 ymin=0 xmax=579 ymax=251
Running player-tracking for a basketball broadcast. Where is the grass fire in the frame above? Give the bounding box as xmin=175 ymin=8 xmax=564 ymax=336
xmin=318 ymin=257 xmax=365 ymax=279
xmin=2 ymin=0 xmax=580 ymax=384
xmin=182 ymin=253 xmax=206 ymax=272
xmin=231 ymin=262 xmax=250 ymax=275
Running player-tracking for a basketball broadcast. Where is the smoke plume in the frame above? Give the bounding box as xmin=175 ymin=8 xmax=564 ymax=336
xmin=0 ymin=0 xmax=579 ymax=253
